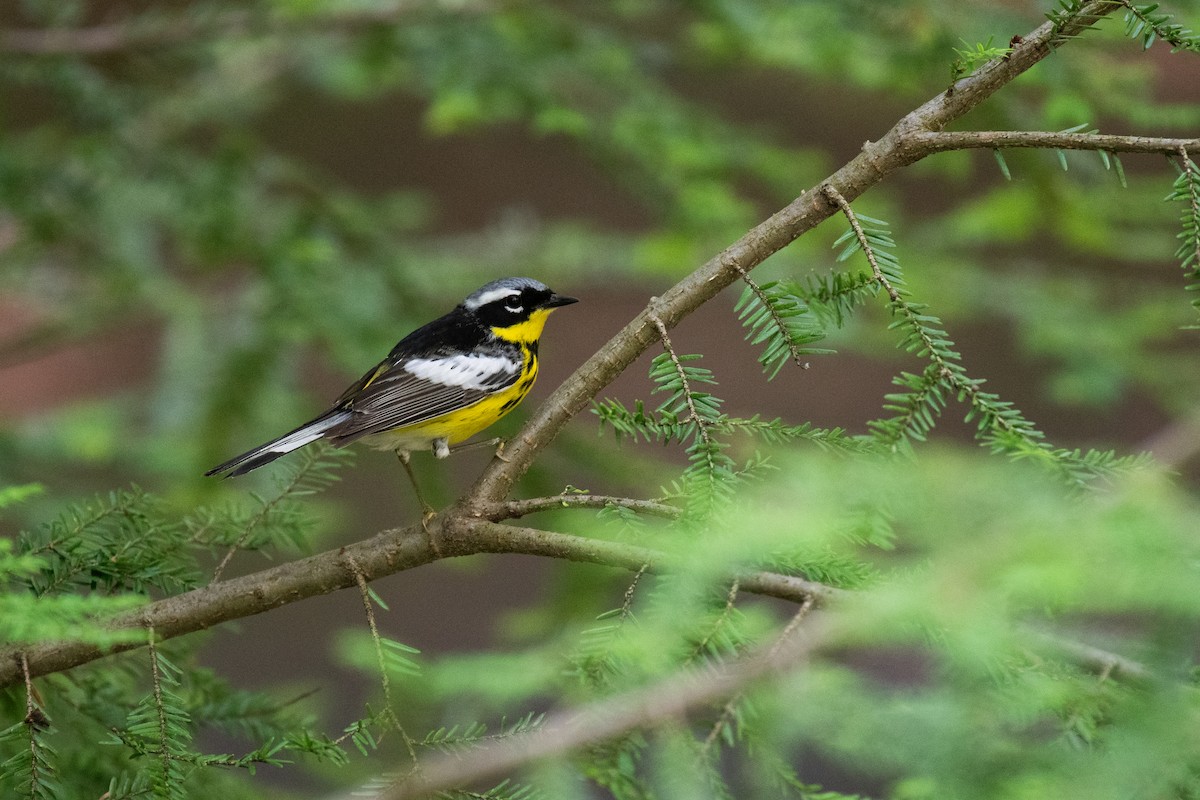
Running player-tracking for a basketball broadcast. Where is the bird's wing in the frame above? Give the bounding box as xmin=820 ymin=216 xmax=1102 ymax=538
xmin=326 ymin=351 xmax=522 ymax=444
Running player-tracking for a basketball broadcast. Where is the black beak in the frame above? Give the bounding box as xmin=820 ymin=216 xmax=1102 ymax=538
xmin=544 ymin=292 xmax=578 ymax=309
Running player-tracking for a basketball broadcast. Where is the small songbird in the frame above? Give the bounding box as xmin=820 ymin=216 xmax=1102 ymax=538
xmin=206 ymin=277 xmax=577 ymax=507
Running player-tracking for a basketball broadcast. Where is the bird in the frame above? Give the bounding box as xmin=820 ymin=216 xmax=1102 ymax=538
xmin=206 ymin=277 xmax=578 ymax=511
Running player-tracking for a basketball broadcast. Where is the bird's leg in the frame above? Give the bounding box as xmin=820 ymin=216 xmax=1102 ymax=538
xmin=396 ymin=450 xmax=436 ymax=525
xmin=447 ymin=437 xmax=509 ymax=462
xmin=432 ymin=437 xmax=451 ymax=459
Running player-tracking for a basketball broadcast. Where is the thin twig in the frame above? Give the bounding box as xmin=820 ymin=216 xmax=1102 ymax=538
xmin=382 ymin=611 xmax=835 ymax=800
xmin=824 ymin=182 xmax=1026 ymax=442
xmin=1115 ymin=0 xmax=1200 ymax=53
xmin=0 ymin=2 xmax=486 ymax=55
xmin=147 ymin=628 xmax=174 ymax=792
xmin=647 ymin=311 xmax=716 ymax=452
xmin=493 ymin=495 xmax=682 ymax=521
xmin=20 ymin=655 xmax=33 ymax=713
xmin=687 ymin=580 xmax=741 ymax=665
xmin=699 ymin=594 xmax=816 ymax=757
xmin=21 ymin=653 xmax=42 ymax=798
xmin=1022 ymin=627 xmax=1151 ymax=683
xmin=446 ymin=517 xmax=843 ymax=609
xmin=1180 ymin=147 xmax=1200 ymax=279
xmin=211 ymin=455 xmax=320 ymax=583
xmin=910 ymin=130 xmax=1200 ymax=155
xmin=823 ymin=184 xmax=901 ymax=303
xmin=731 ymin=262 xmax=811 ymax=370
xmin=347 ymin=555 xmax=420 ymax=772
xmin=620 ymin=564 xmax=650 ymax=620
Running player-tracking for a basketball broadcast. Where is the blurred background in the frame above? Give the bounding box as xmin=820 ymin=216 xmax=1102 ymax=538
xmin=1 ymin=0 xmax=1198 ymax=796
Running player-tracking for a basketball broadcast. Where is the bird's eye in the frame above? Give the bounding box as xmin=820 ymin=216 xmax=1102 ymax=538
xmin=504 ymin=298 xmax=523 ymax=313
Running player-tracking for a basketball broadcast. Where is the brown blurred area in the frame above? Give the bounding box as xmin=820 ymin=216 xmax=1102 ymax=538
xmin=2 ymin=26 xmax=1199 ymax=797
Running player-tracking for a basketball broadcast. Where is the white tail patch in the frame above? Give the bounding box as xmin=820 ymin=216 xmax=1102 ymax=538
xmin=266 ymin=411 xmax=351 ymax=454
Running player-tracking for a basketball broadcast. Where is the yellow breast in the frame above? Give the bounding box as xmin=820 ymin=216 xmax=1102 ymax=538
xmin=362 ymin=345 xmax=539 ymax=453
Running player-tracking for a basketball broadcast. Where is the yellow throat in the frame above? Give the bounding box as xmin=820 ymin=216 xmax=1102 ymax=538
xmin=491 ymin=307 xmax=555 ymax=345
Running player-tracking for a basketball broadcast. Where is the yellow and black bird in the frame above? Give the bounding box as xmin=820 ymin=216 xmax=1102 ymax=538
xmin=206 ymin=277 xmax=577 ymax=493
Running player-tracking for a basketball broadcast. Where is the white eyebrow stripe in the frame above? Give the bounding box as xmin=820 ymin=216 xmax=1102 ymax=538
xmin=464 ymin=287 xmax=521 ymax=310
xmin=403 ymin=353 xmax=520 ymax=390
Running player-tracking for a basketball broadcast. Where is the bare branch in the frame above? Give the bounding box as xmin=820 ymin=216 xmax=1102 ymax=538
xmin=1023 ymin=627 xmax=1152 ymax=683
xmin=440 ymin=517 xmax=843 ymax=608
xmin=463 ymin=0 xmax=1127 ymax=507
xmin=377 ymin=614 xmax=1154 ymax=797
xmin=492 ymin=495 xmax=682 ymax=521
xmin=0 ymin=2 xmax=483 ymax=55
xmin=910 ymin=130 xmax=1200 ymax=155
xmin=381 ymin=611 xmax=836 ymax=800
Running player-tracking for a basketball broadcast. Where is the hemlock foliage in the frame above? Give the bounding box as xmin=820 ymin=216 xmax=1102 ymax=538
xmin=1 ymin=0 xmax=1199 ymax=798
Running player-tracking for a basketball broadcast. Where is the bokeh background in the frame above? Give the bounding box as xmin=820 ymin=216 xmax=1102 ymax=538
xmin=2 ymin=1 xmax=1199 ymax=796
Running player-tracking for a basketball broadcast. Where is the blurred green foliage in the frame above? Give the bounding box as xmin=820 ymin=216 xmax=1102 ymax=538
xmin=5 ymin=443 xmax=1200 ymax=798
xmin=1 ymin=0 xmax=1199 ymax=798
xmin=416 ymin=448 xmax=1200 ymax=800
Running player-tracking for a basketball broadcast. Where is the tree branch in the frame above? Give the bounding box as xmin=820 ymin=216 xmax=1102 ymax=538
xmin=0 ymin=513 xmax=837 ymax=689
xmin=377 ymin=618 xmax=1155 ymax=798
xmin=462 ymin=0 xmax=1126 ymax=507
xmin=910 ymin=130 xmax=1200 ymax=155
xmin=440 ymin=517 xmax=843 ymax=607
xmin=491 ymin=495 xmax=682 ymax=521
xmin=0 ymin=522 xmax=436 ymax=688
xmin=381 ymin=610 xmax=837 ymax=800
xmin=0 ymin=2 xmax=483 ymax=55
xmin=1022 ymin=627 xmax=1152 ymax=683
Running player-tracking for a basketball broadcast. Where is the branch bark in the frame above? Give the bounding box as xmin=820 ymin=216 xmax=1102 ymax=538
xmin=0 ymin=522 xmax=436 ymax=689
xmin=381 ymin=609 xmax=836 ymax=800
xmin=443 ymin=517 xmax=843 ymax=606
xmin=0 ymin=2 xmax=483 ymax=55
xmin=375 ymin=619 xmax=1154 ymax=799
xmin=491 ymin=495 xmax=682 ymax=521
xmin=0 ymin=514 xmax=836 ymax=689
xmin=461 ymin=0 xmax=1127 ymax=506
xmin=910 ymin=130 xmax=1200 ymax=155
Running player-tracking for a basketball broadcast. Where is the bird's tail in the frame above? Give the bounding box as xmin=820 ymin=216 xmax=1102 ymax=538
xmin=205 ymin=410 xmax=352 ymax=477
